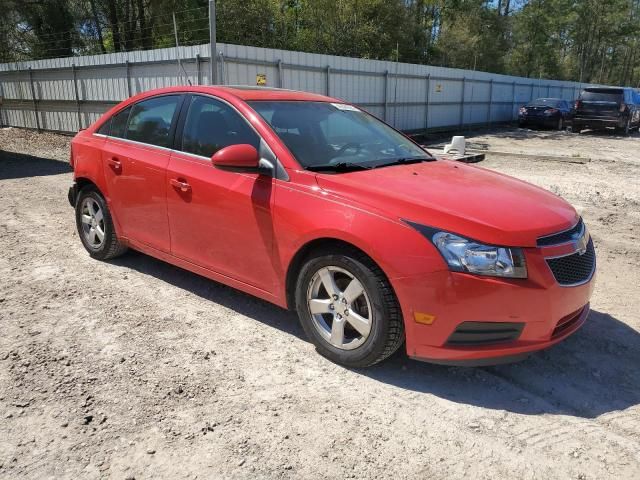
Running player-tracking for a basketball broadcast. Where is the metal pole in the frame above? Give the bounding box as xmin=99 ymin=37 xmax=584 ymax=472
xmin=28 ymin=67 xmax=40 ymax=132
xmin=487 ymin=79 xmax=493 ymax=126
xmin=126 ymin=60 xmax=132 ymax=97
xmin=209 ymin=0 xmax=217 ymax=85
xmin=460 ymin=77 xmax=466 ymax=130
xmin=219 ymin=52 xmax=225 ymax=85
xmin=511 ymin=81 xmax=516 ymax=121
xmin=530 ymin=83 xmax=534 ymax=102
xmin=425 ymin=74 xmax=431 ymax=131
xmin=16 ymin=66 xmax=30 ymax=129
xmin=173 ymin=12 xmax=191 ymax=85
xmin=173 ymin=13 xmax=183 ymax=84
xmin=383 ymin=70 xmax=389 ymax=122
xmin=196 ymin=54 xmax=201 ymax=85
xmin=326 ymin=65 xmax=331 ymax=96
xmin=277 ymin=59 xmax=284 ymax=88
xmin=72 ymin=64 xmax=82 ymax=131
xmin=0 ymin=72 xmax=4 ymax=128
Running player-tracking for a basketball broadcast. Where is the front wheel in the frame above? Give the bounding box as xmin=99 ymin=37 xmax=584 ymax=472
xmin=75 ymin=186 xmax=128 ymax=260
xmin=295 ymin=249 xmax=404 ymax=368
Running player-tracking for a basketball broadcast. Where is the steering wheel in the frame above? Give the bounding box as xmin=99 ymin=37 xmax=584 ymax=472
xmin=331 ymin=142 xmax=362 ymax=162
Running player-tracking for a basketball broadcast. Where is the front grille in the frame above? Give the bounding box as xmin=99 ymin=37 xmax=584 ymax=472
xmin=537 ymin=218 xmax=584 ymax=246
xmin=446 ymin=322 xmax=524 ymax=346
xmin=546 ymin=238 xmax=595 ymax=286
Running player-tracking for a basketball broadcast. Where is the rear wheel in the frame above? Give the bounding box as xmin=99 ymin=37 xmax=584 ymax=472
xmin=295 ymin=248 xmax=404 ymax=368
xmin=75 ymin=187 xmax=127 ymax=260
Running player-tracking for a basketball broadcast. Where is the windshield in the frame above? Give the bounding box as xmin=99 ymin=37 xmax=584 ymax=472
xmin=527 ymin=98 xmax=563 ymax=108
xmin=580 ymin=89 xmax=623 ymax=103
xmin=247 ymin=101 xmax=432 ymax=171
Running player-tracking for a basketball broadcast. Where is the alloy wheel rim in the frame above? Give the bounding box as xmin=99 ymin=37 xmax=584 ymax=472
xmin=80 ymin=197 xmax=105 ymax=249
xmin=306 ymin=266 xmax=372 ymax=350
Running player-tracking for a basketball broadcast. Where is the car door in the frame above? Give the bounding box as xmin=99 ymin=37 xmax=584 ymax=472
xmin=166 ymin=94 xmax=278 ymax=293
xmin=102 ymin=94 xmax=183 ymax=253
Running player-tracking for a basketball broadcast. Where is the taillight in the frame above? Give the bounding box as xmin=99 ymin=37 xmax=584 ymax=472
xmin=518 ymin=107 xmax=527 ymax=114
xmin=575 ymin=100 xmax=582 ymax=110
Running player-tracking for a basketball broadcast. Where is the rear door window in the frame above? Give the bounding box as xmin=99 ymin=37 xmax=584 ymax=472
xmin=125 ymin=95 xmax=180 ymax=148
xmin=180 ymin=95 xmax=259 ymax=158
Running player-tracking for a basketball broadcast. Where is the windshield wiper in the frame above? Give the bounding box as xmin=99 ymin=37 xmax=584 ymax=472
xmin=306 ymin=162 xmax=372 ymax=172
xmin=373 ymin=156 xmax=434 ymax=169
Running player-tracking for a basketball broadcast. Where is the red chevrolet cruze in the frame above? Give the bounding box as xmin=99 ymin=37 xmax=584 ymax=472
xmin=68 ymin=86 xmax=596 ymax=367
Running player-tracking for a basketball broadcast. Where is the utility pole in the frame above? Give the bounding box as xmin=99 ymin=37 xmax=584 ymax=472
xmin=209 ymin=0 xmax=217 ymax=84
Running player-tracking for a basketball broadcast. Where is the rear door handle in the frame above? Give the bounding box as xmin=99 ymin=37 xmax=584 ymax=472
xmin=107 ymin=157 xmax=122 ymax=171
xmin=170 ymin=178 xmax=191 ymax=193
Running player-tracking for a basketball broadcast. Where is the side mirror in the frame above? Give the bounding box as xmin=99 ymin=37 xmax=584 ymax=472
xmin=211 ymin=144 xmax=260 ymax=170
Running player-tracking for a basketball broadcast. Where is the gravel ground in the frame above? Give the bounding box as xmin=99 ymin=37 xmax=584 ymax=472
xmin=1 ymin=126 xmax=639 ymax=480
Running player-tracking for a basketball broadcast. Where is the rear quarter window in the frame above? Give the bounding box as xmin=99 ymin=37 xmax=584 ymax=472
xmin=110 ymin=107 xmax=131 ymax=138
xmin=96 ymin=118 xmax=111 ymax=135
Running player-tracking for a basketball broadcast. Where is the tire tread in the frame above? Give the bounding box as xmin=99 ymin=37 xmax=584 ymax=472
xmin=297 ymin=246 xmax=405 ymax=367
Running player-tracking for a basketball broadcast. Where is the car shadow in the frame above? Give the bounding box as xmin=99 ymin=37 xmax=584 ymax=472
xmin=109 ymin=250 xmax=306 ymax=341
xmin=0 ymin=150 xmax=72 ymax=180
xmin=110 ymin=251 xmax=638 ymax=419
xmin=359 ymin=309 xmax=640 ymax=418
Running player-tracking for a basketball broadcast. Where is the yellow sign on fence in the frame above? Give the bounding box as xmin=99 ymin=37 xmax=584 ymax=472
xmin=256 ymin=73 xmax=267 ymax=86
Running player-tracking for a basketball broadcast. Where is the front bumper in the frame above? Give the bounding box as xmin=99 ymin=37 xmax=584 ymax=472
xmin=68 ymin=183 xmax=78 ymax=207
xmin=573 ymin=116 xmax=625 ymax=129
xmin=519 ymin=115 xmax=561 ymax=127
xmin=393 ymin=243 xmax=596 ymax=366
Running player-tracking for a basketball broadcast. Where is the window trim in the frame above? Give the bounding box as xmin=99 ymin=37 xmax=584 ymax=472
xmin=92 ymin=92 xmax=288 ymax=180
xmin=173 ymin=93 xmax=288 ymax=181
xmin=124 ymin=94 xmax=185 ymax=149
xmin=173 ymin=93 xmax=260 ymax=157
xmin=93 ymin=93 xmax=185 ymax=148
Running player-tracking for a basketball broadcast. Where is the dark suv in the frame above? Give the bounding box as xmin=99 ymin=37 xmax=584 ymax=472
xmin=573 ymin=87 xmax=640 ymax=135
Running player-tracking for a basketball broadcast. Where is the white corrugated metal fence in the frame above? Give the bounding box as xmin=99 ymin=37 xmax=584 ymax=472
xmin=0 ymin=42 xmax=591 ymax=134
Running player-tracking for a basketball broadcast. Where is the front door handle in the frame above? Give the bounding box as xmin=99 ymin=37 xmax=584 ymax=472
xmin=170 ymin=178 xmax=191 ymax=193
xmin=107 ymin=157 xmax=121 ymax=171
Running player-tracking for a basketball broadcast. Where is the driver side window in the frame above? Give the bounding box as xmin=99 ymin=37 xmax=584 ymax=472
xmin=181 ymin=96 xmax=259 ymax=158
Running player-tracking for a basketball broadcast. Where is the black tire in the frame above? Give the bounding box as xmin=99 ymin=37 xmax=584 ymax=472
xmin=295 ymin=247 xmax=404 ymax=368
xmin=75 ymin=186 xmax=128 ymax=260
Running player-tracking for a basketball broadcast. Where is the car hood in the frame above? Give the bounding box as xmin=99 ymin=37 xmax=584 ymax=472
xmin=314 ymin=160 xmax=577 ymax=247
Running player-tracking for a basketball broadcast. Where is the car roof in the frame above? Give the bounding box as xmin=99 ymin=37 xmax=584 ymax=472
xmin=126 ymin=85 xmax=340 ymax=103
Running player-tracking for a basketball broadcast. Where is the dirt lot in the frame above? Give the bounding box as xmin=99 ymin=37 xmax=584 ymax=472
xmin=1 ymin=126 xmax=639 ymax=479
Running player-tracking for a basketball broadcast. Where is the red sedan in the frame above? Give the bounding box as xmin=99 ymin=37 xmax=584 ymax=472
xmin=68 ymin=86 xmax=596 ymax=367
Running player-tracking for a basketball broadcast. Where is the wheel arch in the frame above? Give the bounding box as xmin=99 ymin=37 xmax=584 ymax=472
xmin=73 ymin=176 xmax=123 ymax=237
xmin=284 ymin=237 xmax=396 ymax=311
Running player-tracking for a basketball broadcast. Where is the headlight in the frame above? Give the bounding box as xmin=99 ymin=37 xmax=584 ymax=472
xmin=406 ymin=222 xmax=527 ymax=279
